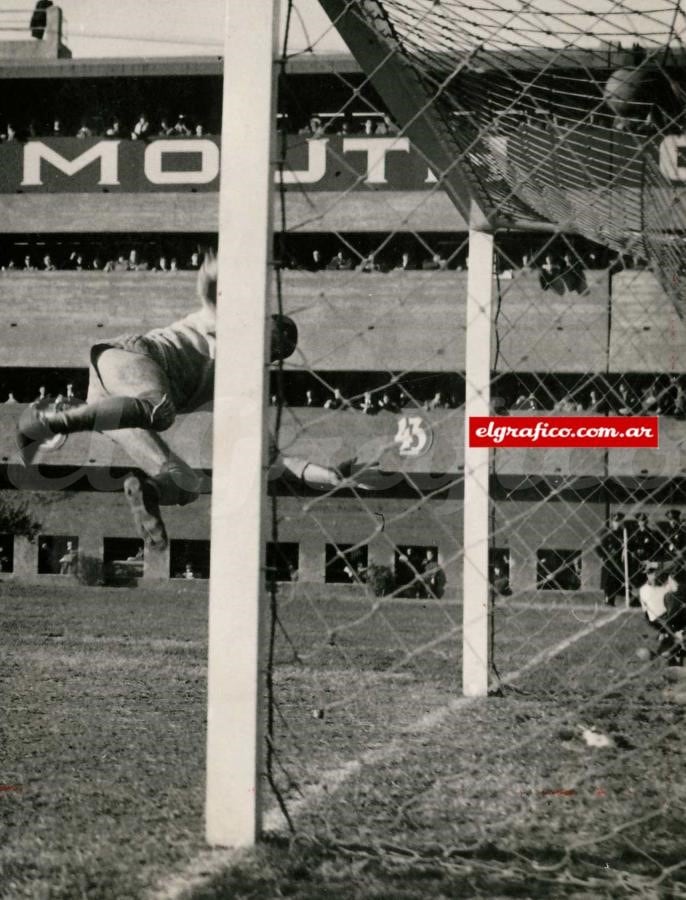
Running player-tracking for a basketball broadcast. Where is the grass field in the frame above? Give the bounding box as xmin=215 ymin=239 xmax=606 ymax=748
xmin=1 ymin=580 xmax=685 ymax=899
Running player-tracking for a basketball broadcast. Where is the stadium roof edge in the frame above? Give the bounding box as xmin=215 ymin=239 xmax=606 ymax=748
xmin=0 ymin=51 xmax=362 ymax=79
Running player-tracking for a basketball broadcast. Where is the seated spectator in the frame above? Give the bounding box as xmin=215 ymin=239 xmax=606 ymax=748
xmin=2 ymin=123 xmax=18 ymax=143
xmin=169 ymin=258 xmax=178 ymax=272
xmin=361 ymin=118 xmax=375 ymax=135
xmin=156 ymin=255 xmax=168 ymax=272
xmin=299 ymin=116 xmax=324 ymax=138
xmin=173 ymin=114 xmax=192 ymax=136
xmin=422 ymin=252 xmax=448 ymax=271
xmin=51 ymin=118 xmax=63 ymax=137
xmin=59 ymin=541 xmax=78 ymax=576
xmin=358 ymin=391 xmax=377 ymax=415
xmin=324 ymin=388 xmax=352 ymax=410
xmin=377 ymin=392 xmax=400 ymax=413
xmin=304 ymin=389 xmax=316 ymax=407
xmin=131 ymin=113 xmax=150 ymax=141
xmin=395 ymin=251 xmax=416 ymax=271
xmin=308 ymin=249 xmax=324 ymax=272
xmin=327 ymin=250 xmax=354 ymax=271
xmin=189 ymin=251 xmax=200 ymax=269
xmin=378 ymin=114 xmax=398 ymax=135
xmin=157 ymin=118 xmax=173 ymax=137
xmin=512 ymin=393 xmax=538 ymax=411
xmin=106 ymin=118 xmax=122 ymax=138
xmin=424 ymin=391 xmax=447 ymax=410
xmin=62 ymin=384 xmax=80 ymax=407
xmin=194 ymin=124 xmax=205 ymax=137
xmin=613 ymin=381 xmax=639 ymax=415
xmin=357 ymin=254 xmax=379 ymax=273
xmin=23 ymin=255 xmax=35 ymax=272
xmin=32 ymin=386 xmax=50 ymax=407
xmin=4 ymin=393 xmax=17 ymax=404
xmin=41 ymin=253 xmax=56 ymax=271
xmin=76 ymin=121 xmax=94 ymax=139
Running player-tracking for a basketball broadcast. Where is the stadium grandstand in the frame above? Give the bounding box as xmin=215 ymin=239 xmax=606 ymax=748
xmin=0 ymin=2 xmax=684 ymax=596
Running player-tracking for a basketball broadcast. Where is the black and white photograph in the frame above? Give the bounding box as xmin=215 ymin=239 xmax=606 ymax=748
xmin=2 ymin=1 xmax=686 ymax=896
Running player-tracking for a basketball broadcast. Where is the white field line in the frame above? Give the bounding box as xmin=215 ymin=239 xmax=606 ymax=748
xmin=149 ymin=606 xmax=625 ymax=900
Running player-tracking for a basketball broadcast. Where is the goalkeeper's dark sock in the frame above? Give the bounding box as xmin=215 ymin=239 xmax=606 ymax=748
xmin=41 ymin=395 xmax=175 ymax=433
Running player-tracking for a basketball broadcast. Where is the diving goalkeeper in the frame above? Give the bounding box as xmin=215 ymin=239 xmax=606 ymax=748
xmin=16 ymin=251 xmax=343 ymax=549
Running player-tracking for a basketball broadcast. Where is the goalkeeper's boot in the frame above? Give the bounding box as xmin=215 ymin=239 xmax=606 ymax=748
xmin=123 ymin=473 xmax=168 ymax=550
xmin=16 ymin=406 xmax=66 ymax=466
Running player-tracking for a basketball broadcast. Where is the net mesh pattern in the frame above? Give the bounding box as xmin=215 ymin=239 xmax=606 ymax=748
xmin=325 ymin=0 xmax=686 ymax=311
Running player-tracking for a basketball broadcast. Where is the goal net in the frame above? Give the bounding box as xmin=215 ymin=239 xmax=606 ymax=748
xmin=212 ymin=0 xmax=686 ymax=892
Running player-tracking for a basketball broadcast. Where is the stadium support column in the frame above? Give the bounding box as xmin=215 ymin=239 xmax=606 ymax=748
xmin=205 ymin=0 xmax=280 ymax=847
xmin=462 ymin=229 xmax=493 ymax=697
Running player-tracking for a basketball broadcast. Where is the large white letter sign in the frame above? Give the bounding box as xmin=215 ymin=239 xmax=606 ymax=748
xmin=278 ymin=139 xmax=328 ymax=184
xmin=22 ymin=141 xmax=121 ymax=186
xmin=144 ymin=139 xmax=220 ymax=185
xmin=343 ymin=137 xmax=410 ymax=183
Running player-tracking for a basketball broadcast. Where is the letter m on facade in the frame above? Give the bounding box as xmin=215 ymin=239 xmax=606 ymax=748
xmin=22 ymin=141 xmax=120 ymax=186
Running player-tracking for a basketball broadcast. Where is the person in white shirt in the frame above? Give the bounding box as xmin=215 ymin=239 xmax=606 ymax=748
xmin=639 ymin=563 xmax=685 ymax=665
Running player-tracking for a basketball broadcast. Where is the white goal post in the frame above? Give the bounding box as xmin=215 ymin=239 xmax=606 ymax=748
xmin=205 ymin=0 xmax=281 ymax=848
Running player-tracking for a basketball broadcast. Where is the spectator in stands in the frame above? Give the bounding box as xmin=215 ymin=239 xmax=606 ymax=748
xmin=2 ymin=123 xmax=18 ymax=143
xmin=512 ymin=393 xmax=538 ymax=411
xmin=422 ymin=253 xmax=448 ymax=271
xmin=156 ymin=256 xmax=168 ymax=272
xmin=395 ymin=251 xmax=416 ymax=271
xmin=51 ymin=118 xmax=63 ymax=137
xmin=424 ymin=391 xmax=447 ymax=410
xmin=169 ymin=258 xmax=178 ymax=272
xmin=324 ymin=388 xmax=352 ymax=410
xmin=32 ymin=386 xmax=50 ymax=407
xmin=194 ymin=124 xmax=205 ymax=137
xmin=304 ymin=389 xmax=316 ymax=407
xmin=59 ymin=541 xmax=78 ymax=576
xmin=595 ymin=511 xmax=628 ymax=607
xmin=23 ymin=255 xmax=35 ymax=272
xmin=375 ymin=115 xmax=398 ymax=135
xmin=307 ymin=249 xmax=324 ymax=271
xmin=327 ymin=250 xmax=353 ymax=270
xmin=300 ymin=116 xmax=325 ymax=138
xmin=173 ymin=114 xmax=192 ymax=136
xmin=362 ymin=118 xmax=375 ymax=135
xmin=628 ymin=512 xmax=661 ymax=597
xmin=661 ymin=510 xmax=686 ymax=567
xmin=158 ymin=118 xmax=173 ymax=137
xmin=105 ymin=118 xmax=122 ymax=138
xmin=614 ymin=380 xmax=639 ymax=415
xmin=4 ymin=393 xmax=17 ymax=404
xmin=42 ymin=254 xmax=56 ymax=271
xmin=586 ymin=388 xmax=602 ymax=412
xmin=357 ymin=254 xmax=380 ymax=273
xmin=358 ymin=391 xmax=376 ymax=415
xmin=189 ymin=251 xmax=200 ymax=269
xmin=421 ymin=549 xmax=446 ymax=599
xmin=377 ymin=391 xmax=400 ymax=413
xmin=76 ymin=121 xmax=94 ymax=139
xmin=638 ymin=562 xmax=684 ymax=665
xmin=131 ymin=113 xmax=150 ymax=141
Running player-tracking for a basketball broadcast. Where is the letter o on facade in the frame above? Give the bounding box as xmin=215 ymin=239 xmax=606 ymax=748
xmin=144 ymin=139 xmax=220 ymax=185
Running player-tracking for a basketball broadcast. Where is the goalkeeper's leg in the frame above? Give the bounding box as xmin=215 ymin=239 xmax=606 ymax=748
xmin=17 ymin=348 xmax=203 ymax=548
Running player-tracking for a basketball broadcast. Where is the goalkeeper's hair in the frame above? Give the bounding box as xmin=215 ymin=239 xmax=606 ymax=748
xmin=270 ymin=314 xmax=298 ymax=362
